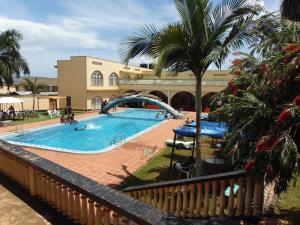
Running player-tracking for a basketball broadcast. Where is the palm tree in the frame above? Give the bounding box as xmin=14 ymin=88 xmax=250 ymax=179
xmin=21 ymin=77 xmax=46 ymax=111
xmin=120 ymin=0 xmax=259 ymax=176
xmin=0 ymin=29 xmax=30 ymax=89
xmin=281 ymin=0 xmax=300 ymax=22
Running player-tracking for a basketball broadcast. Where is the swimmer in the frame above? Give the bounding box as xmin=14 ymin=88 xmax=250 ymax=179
xmin=74 ymin=125 xmax=87 ymax=131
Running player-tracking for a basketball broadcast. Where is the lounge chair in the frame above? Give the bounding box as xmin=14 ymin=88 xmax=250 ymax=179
xmin=175 ymin=156 xmax=195 ymax=178
xmin=0 ymin=120 xmax=12 ymax=127
xmin=140 ymin=145 xmax=157 ymax=159
xmin=165 ymin=139 xmax=194 ymax=149
xmin=47 ymin=110 xmax=53 ymax=118
xmin=53 ymin=110 xmax=60 ymax=117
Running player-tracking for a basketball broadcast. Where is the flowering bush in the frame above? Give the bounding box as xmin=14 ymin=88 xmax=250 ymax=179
xmin=211 ymin=42 xmax=300 ymax=193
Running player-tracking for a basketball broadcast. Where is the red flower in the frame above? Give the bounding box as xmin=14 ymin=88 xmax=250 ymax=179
xmin=256 ymin=136 xmax=281 ymax=152
xmin=231 ymin=85 xmax=237 ymax=96
xmin=283 ymin=43 xmax=300 ymax=52
xmin=234 ymin=70 xmax=241 ymax=76
xmin=232 ymin=59 xmax=242 ymax=66
xmin=282 ymin=54 xmax=293 ymax=64
xmin=278 ymin=108 xmax=292 ymax=123
xmin=256 ymin=137 xmax=268 ymax=152
xmin=245 ymin=160 xmax=255 ymax=171
xmin=293 ymin=46 xmax=300 ymax=53
xmin=259 ymin=64 xmax=268 ymax=75
xmin=268 ymin=136 xmax=281 ymax=150
xmin=293 ymin=96 xmax=300 ymax=106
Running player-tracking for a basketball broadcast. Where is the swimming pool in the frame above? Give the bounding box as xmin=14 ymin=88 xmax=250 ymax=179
xmin=1 ymin=109 xmax=166 ymax=154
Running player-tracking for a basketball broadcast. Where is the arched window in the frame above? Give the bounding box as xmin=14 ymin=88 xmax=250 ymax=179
xmin=91 ymin=71 xmax=103 ymax=86
xmin=91 ymin=96 xmax=102 ymax=110
xmin=109 ymin=73 xmax=118 ymax=86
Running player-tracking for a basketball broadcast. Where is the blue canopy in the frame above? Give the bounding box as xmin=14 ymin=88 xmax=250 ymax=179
xmin=186 ymin=121 xmax=228 ymax=130
xmin=175 ymin=121 xmax=228 ymax=139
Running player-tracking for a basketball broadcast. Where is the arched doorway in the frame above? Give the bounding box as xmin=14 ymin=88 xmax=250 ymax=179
xmin=91 ymin=96 xmax=103 ymax=110
xmin=202 ymin=92 xmax=216 ymax=112
xmin=171 ymin=92 xmax=195 ymax=111
xmin=148 ymin=91 xmax=168 ymax=103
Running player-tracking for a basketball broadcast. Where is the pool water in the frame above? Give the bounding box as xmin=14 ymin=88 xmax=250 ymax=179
xmin=1 ymin=109 xmax=166 ymax=153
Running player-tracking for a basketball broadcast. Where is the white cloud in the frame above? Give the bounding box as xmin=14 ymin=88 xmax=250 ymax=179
xmin=59 ymin=0 xmax=177 ymax=30
xmin=263 ymin=0 xmax=281 ymax=12
xmin=0 ymin=16 xmax=109 ymax=52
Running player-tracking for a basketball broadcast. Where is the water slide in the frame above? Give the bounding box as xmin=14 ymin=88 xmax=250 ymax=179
xmin=100 ymin=94 xmax=184 ymax=119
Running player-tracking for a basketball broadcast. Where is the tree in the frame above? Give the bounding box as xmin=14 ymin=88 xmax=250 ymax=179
xmin=211 ymin=19 xmax=300 ymax=193
xmin=120 ymin=0 xmax=259 ymax=176
xmin=0 ymin=29 xmax=30 ymax=89
xmin=21 ymin=77 xmax=46 ymax=111
xmin=281 ymin=0 xmax=300 ymax=22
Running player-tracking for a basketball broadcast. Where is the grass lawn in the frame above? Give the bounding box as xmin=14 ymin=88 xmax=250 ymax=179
xmin=276 ymin=175 xmax=300 ymax=224
xmin=12 ymin=112 xmax=51 ymax=125
xmin=117 ymin=137 xmax=215 ymax=190
xmin=11 ymin=110 xmax=84 ymax=126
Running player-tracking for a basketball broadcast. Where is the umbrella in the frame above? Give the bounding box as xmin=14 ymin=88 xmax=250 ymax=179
xmin=0 ymin=97 xmax=24 ymax=111
xmin=0 ymin=97 xmax=23 ymax=104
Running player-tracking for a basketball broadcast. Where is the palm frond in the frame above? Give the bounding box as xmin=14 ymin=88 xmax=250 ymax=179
xmin=119 ymin=25 xmax=158 ymax=64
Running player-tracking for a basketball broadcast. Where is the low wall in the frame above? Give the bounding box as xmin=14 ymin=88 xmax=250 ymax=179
xmin=0 ymin=141 xmax=174 ymax=225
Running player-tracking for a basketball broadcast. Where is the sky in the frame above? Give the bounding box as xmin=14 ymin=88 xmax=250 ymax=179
xmin=0 ymin=0 xmax=281 ymax=77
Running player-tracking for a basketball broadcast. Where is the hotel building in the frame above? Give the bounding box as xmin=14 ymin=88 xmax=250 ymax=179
xmin=57 ymin=56 xmax=233 ymax=111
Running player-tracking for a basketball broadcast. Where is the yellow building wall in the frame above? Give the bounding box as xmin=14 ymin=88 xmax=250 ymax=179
xmin=57 ymin=57 xmax=87 ymax=110
xmin=0 ymin=86 xmax=16 ymax=94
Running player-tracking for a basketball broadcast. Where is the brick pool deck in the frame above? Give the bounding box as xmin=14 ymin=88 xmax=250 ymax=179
xmin=0 ymin=110 xmax=194 ymax=187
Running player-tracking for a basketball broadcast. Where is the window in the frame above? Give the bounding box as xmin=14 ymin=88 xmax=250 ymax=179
xmin=109 ymin=73 xmax=118 ymax=86
xmin=91 ymin=71 xmax=103 ymax=86
xmin=91 ymin=96 xmax=102 ymax=110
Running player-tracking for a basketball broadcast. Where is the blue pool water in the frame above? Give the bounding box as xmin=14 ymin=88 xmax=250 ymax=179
xmin=1 ymin=109 xmax=165 ymax=153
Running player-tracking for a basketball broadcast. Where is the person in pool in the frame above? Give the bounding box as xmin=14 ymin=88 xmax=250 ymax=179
xmin=70 ymin=113 xmax=78 ymax=124
xmin=74 ymin=125 xmax=87 ymax=131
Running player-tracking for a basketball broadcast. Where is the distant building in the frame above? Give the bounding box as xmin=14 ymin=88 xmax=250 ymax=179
xmin=15 ymin=77 xmax=58 ymax=92
xmin=0 ymin=76 xmax=61 ymax=111
xmin=57 ymin=56 xmax=233 ymax=111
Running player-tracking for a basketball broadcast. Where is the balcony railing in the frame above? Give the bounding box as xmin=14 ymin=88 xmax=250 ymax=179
xmin=118 ymin=79 xmax=228 ymax=87
xmin=0 ymin=140 xmax=174 ymax=225
xmin=124 ymin=170 xmax=264 ymax=218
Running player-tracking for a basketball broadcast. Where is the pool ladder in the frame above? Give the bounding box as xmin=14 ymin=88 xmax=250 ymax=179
xmin=109 ymin=133 xmax=125 ymax=146
xmin=15 ymin=125 xmax=29 ymax=136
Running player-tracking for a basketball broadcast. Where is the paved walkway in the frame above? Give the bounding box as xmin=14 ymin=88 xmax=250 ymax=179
xmin=0 ymin=109 xmax=193 ymax=187
xmin=0 ymin=180 xmax=50 ymax=225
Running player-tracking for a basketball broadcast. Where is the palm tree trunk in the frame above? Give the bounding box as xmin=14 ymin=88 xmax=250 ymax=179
xmin=281 ymin=0 xmax=300 ymax=22
xmin=32 ymin=95 xmax=35 ymax=111
xmin=195 ymin=77 xmax=202 ymax=176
